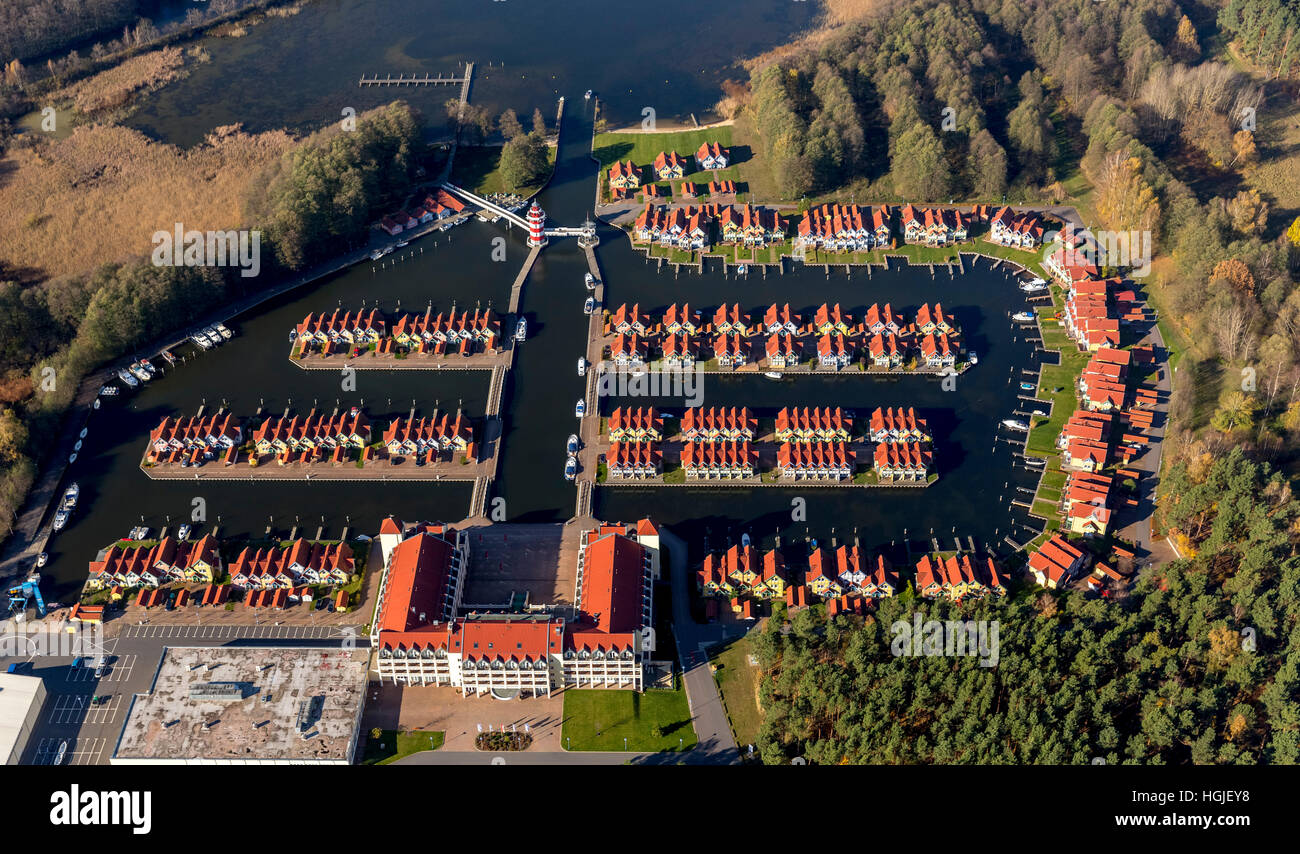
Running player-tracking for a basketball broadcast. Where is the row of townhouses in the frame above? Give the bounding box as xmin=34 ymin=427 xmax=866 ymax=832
xmin=915 ymin=553 xmax=1008 ymax=600
xmin=631 ymin=202 xmax=786 ymax=248
xmin=873 ymin=442 xmax=933 ymax=482
xmin=295 ymin=307 xmax=502 ymax=356
xmin=87 ymin=535 xmax=220 ymax=590
xmin=606 ymin=301 xmax=961 ymax=370
xmin=381 ymin=411 xmax=475 ymax=460
xmin=228 ymin=540 xmax=355 ymax=589
xmin=379 ymin=189 xmax=465 ymax=235
xmin=146 ymin=413 xmax=242 ymax=463
xmin=251 ymin=409 xmax=371 ymax=456
xmin=372 ymin=518 xmax=661 ymax=695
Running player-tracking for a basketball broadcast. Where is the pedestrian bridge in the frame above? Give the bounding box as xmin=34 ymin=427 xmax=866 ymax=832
xmin=439 ymin=182 xmax=529 ymax=229
xmin=439 ymin=182 xmax=595 ymax=241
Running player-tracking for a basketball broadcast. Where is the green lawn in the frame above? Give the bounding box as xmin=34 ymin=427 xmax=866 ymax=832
xmin=449 ymin=144 xmax=556 ymax=195
xmin=360 ymin=730 xmax=444 ymax=765
xmin=562 ymin=688 xmax=697 ymax=752
xmin=594 ymin=126 xmax=747 ymax=200
xmin=710 ymin=637 xmax=763 ymax=749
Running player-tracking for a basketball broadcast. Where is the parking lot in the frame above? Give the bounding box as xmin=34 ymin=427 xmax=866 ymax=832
xmin=30 ymin=737 xmax=107 ymax=766
xmin=118 ymin=623 xmax=364 ymax=640
xmin=65 ymin=654 xmax=136 ymax=683
xmin=48 ymin=692 xmax=123 ymax=726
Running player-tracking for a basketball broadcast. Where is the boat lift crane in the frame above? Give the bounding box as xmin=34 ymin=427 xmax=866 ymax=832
xmin=7 ymin=573 xmax=46 ymax=619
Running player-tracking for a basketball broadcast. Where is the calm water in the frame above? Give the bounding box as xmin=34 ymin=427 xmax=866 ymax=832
xmin=41 ymin=0 xmax=1048 ymax=598
xmin=129 ymin=0 xmax=818 ymax=146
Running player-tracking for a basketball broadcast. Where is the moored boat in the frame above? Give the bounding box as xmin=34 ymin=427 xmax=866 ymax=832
xmin=575 ymin=398 xmax=586 ymax=417
xmin=1002 ymin=419 xmax=1029 ymax=431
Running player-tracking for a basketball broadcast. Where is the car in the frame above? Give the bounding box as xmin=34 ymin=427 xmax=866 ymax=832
xmin=94 ymin=663 xmax=105 ymax=678
xmin=72 ymin=657 xmax=83 ymax=669
xmin=327 ymin=603 xmax=336 ymax=613
xmin=91 ymin=694 xmax=110 ymax=705
xmin=314 ymin=597 xmax=328 ymax=611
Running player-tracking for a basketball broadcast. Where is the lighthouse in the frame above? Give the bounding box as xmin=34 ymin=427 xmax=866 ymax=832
xmin=526 ymin=201 xmax=547 ymax=247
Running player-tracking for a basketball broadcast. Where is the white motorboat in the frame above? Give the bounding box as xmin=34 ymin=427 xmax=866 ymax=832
xmin=129 ymin=526 xmax=149 ymax=541
xmin=52 ymin=509 xmax=68 ymax=532
xmin=130 ymin=363 xmax=151 ymax=382
xmin=584 ymin=297 xmax=595 ymax=315
xmin=577 ymin=358 xmax=586 ymax=377
xmin=565 ymin=456 xmax=577 ymax=481
xmin=515 ymin=319 xmax=527 ymax=342
xmin=585 ymin=273 xmax=596 ymax=290
xmin=288 ymin=329 xmax=298 ymax=344
xmin=575 ymin=399 xmax=586 ymax=417
xmin=968 ymin=350 xmax=978 ymax=365
xmin=1019 ymin=282 xmax=1047 ymax=293
xmin=136 ymin=358 xmax=156 ymax=376
xmin=216 ymin=323 xmax=233 ymax=340
xmin=35 ymin=553 xmax=48 ymax=568
xmin=63 ymin=483 xmax=79 ymax=509
xmin=191 ymin=333 xmax=211 ymax=350
xmin=1031 ymin=409 xmax=1048 ymax=417
xmin=1020 ymin=382 xmax=1037 ymax=391
xmin=1012 ymin=311 xmax=1036 ymax=323
xmin=567 ymin=434 xmax=580 ymax=455
xmin=395 ymin=240 xmax=409 ymax=248
xmin=204 ymin=326 xmax=223 ymax=343
xmin=1028 ymin=277 xmax=1046 ymax=285
xmin=177 ymin=524 xmax=191 ymax=541
xmin=764 ymin=372 xmax=783 ymax=380
xmin=1025 ymin=456 xmax=1046 ymax=467
xmin=1002 ymin=419 xmax=1030 ymax=431
xmin=117 ymin=369 xmax=139 ymax=387
xmin=369 ymin=249 xmax=385 ymax=261
xmin=584 ymin=89 xmax=593 ymax=100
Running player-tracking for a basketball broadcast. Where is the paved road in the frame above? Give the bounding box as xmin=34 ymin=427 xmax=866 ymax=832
xmin=1117 ymin=317 xmax=1177 ymax=566
xmin=661 ymin=528 xmax=743 ymax=764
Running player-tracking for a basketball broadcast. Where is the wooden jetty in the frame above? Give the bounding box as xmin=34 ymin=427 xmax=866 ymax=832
xmin=359 ymin=72 xmax=468 ymax=87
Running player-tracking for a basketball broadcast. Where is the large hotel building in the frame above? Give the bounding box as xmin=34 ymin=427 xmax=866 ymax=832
xmin=371 ymin=518 xmax=661 ymax=695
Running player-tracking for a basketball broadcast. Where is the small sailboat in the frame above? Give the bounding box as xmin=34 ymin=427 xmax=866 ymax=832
xmin=1012 ymin=311 xmax=1036 ymax=322
xmin=567 ymin=434 xmax=580 ymax=455
xmin=515 ymin=319 xmax=527 ymax=341
xmin=564 ymin=456 xmax=577 ymax=481
xmin=1002 ymin=419 xmax=1030 ymax=431
xmin=583 ymin=297 xmax=595 ymax=315
xmin=575 ymin=398 xmax=586 ymax=417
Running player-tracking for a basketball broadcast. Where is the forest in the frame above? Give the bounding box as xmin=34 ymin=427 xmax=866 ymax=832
xmin=733 ymin=0 xmax=1300 ymax=764
xmin=755 ymin=448 xmax=1300 ymax=764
